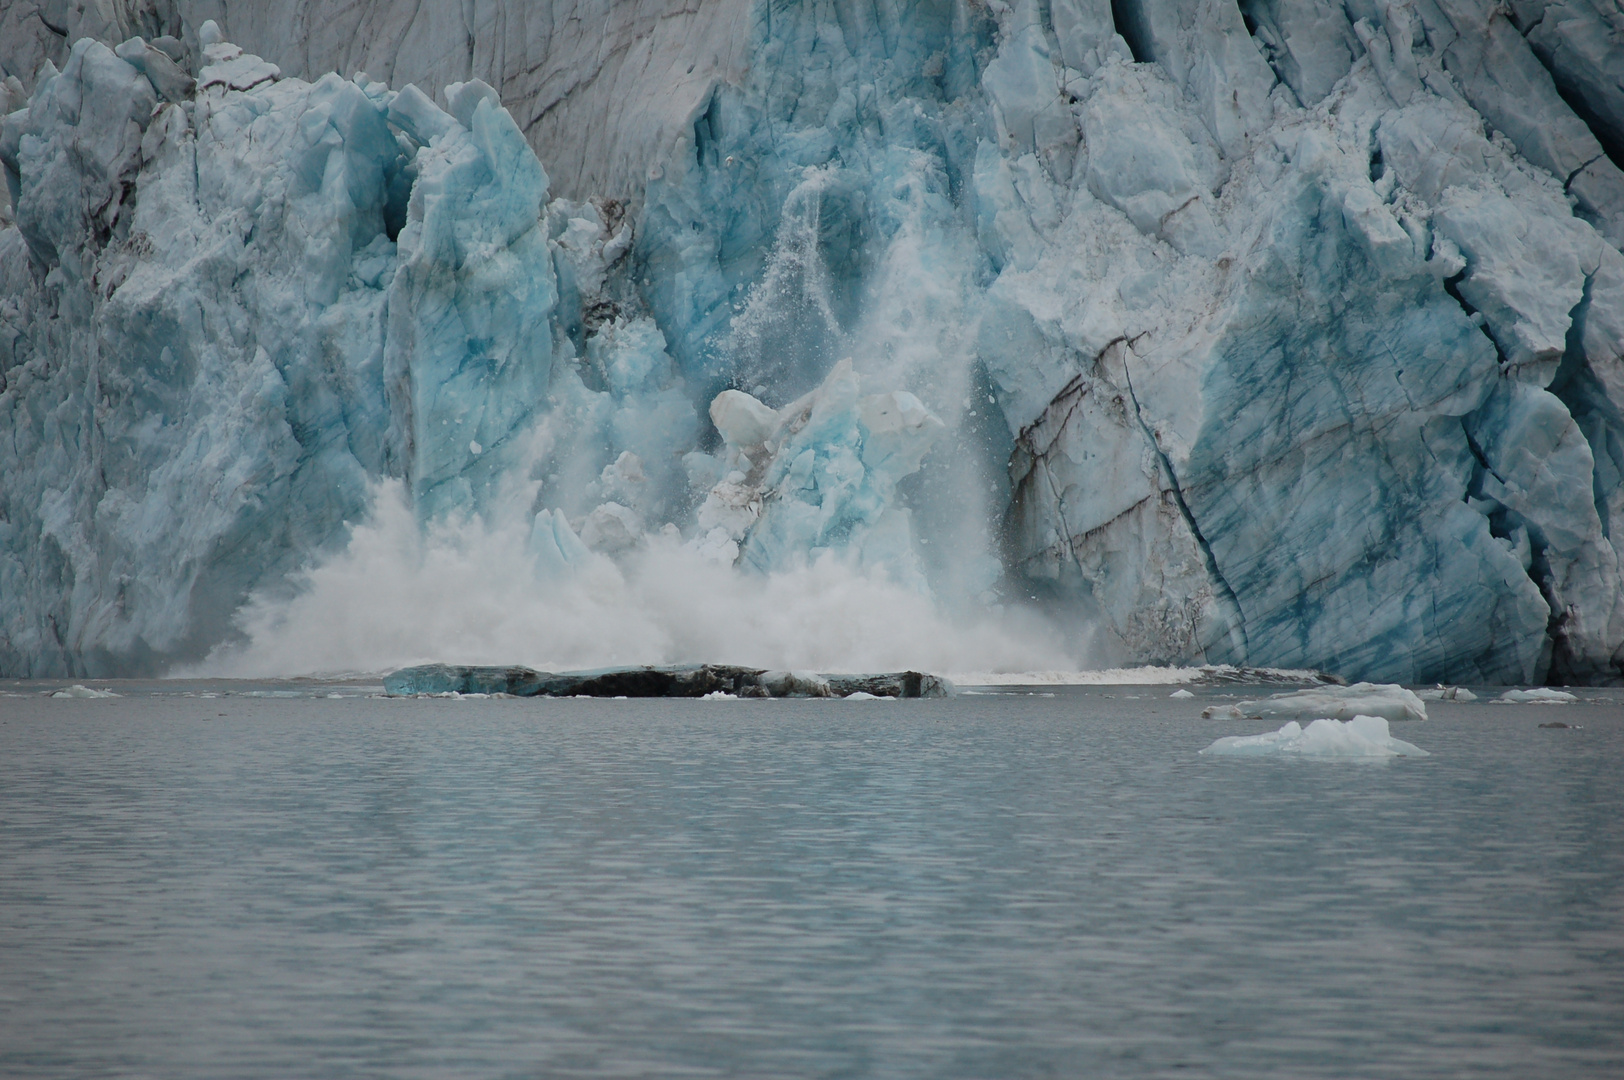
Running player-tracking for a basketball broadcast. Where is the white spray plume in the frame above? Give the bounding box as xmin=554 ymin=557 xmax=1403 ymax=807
xmin=193 ymin=482 xmax=1081 ymax=678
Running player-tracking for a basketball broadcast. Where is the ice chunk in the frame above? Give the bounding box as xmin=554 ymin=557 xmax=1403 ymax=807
xmin=1050 ymin=0 xmax=1129 ymax=75
xmin=147 ymin=36 xmax=184 ymax=62
xmin=1495 ymin=688 xmax=1578 ymax=704
xmin=1202 ymin=683 xmax=1428 ymax=723
xmin=1240 ymin=0 xmax=1358 ymax=105
xmin=982 ymin=0 xmax=1078 ymax=177
xmin=51 ymin=685 xmax=120 ymax=699
xmin=1112 ymin=0 xmax=1274 ymax=153
xmin=579 ymin=502 xmax=643 ymax=554
xmin=444 ymin=80 xmax=502 ymax=129
xmin=1200 ymin=716 xmax=1430 ymax=759
xmin=113 ymin=37 xmax=195 ymax=103
xmin=387 ymin=84 xmax=458 ymax=146
xmin=710 ymin=360 xmax=944 ymax=585
xmin=1433 ymin=190 xmax=1594 ymax=381
xmin=1170 ymin=688 xmax=1195 ymax=699
xmin=528 ymin=510 xmax=592 ymax=579
xmin=710 ymin=389 xmax=779 ymax=450
xmin=1418 ymin=686 xmax=1478 ymax=701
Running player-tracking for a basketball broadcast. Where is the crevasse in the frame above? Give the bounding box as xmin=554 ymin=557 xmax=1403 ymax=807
xmin=4 ymin=1 xmax=1624 ymax=683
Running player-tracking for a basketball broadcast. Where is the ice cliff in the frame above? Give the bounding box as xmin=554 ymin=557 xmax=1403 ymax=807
xmin=5 ymin=1 xmax=1624 ymax=683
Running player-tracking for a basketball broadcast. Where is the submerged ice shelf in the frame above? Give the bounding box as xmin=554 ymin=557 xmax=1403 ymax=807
xmin=5 ymin=2 xmax=1624 ymax=683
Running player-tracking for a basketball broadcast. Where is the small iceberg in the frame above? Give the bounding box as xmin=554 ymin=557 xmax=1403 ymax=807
xmin=1169 ymin=689 xmax=1195 ymax=699
xmin=1496 ymin=688 xmax=1578 ymax=704
xmin=1202 ymin=682 xmax=1426 ymax=723
xmin=1418 ymin=685 xmax=1477 ymax=701
xmin=1200 ymin=716 xmax=1430 ymax=759
xmin=51 ymin=684 xmax=121 ymax=698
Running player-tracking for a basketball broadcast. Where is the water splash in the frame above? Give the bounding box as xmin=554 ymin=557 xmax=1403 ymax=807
xmin=722 ymin=166 xmax=850 ymax=403
xmin=194 ymin=482 xmax=1082 ymax=678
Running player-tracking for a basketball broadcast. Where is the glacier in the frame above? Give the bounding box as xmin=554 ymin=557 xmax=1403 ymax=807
xmin=4 ymin=1 xmax=1624 ymax=682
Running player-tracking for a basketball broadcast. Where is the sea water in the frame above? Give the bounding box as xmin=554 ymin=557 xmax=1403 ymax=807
xmin=0 ymin=684 xmax=1620 ymax=1078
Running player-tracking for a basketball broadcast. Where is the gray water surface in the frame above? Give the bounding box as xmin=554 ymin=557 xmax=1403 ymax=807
xmin=0 ymin=683 xmax=1620 ymax=1078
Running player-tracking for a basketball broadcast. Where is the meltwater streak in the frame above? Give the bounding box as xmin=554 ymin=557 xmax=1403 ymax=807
xmin=195 ymin=483 xmax=1080 ymax=679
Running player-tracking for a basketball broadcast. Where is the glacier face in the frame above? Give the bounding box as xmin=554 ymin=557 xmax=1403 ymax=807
xmin=4 ymin=1 xmax=1624 ymax=682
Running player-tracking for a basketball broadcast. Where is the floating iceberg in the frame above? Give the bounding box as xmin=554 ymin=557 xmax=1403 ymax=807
xmin=1496 ymin=688 xmax=1579 ymax=704
xmin=1202 ymin=683 xmax=1428 ymax=723
xmin=1418 ymin=686 xmax=1479 ymax=702
xmin=1200 ymin=716 xmax=1430 ymax=759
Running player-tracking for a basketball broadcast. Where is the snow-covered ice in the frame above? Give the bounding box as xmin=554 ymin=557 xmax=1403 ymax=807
xmin=1200 ymin=716 xmax=1431 ymax=759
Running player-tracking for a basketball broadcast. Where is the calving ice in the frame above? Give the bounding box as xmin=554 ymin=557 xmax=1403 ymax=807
xmin=3 ymin=1 xmax=1624 ymax=683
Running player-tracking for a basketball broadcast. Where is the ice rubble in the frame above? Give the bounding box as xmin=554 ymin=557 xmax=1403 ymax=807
xmin=1199 ymin=715 xmax=1431 ymax=759
xmin=4 ymin=3 xmax=1624 ymax=683
xmin=1201 ymin=682 xmax=1429 ymax=723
